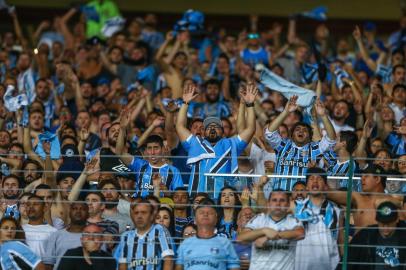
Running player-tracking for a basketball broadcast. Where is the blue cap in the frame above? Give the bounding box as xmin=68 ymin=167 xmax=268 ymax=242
xmin=97 ymin=78 xmax=110 ymax=86
xmin=364 ymin=21 xmax=376 ymax=32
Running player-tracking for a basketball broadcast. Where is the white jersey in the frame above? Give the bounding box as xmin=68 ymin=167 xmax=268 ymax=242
xmin=22 ymin=224 xmax=57 ymax=257
xmin=245 ymin=213 xmax=303 ymax=270
xmin=294 ymin=198 xmax=341 ymax=270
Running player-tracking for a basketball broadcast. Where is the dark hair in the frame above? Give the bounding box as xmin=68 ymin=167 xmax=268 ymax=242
xmin=2 ymin=174 xmax=21 ymax=187
xmin=392 ymin=83 xmax=406 ymax=95
xmin=174 ymin=51 xmax=187 ymax=59
xmin=216 ymin=186 xmax=241 ymax=232
xmin=306 ymin=167 xmax=328 ymax=183
xmin=22 ymin=159 xmax=43 ymax=178
xmin=204 ymin=78 xmax=221 ymax=89
xmin=290 ymin=122 xmax=313 ymax=141
xmin=188 ymin=118 xmax=203 ymax=129
xmin=86 ymin=192 xmax=105 ymax=203
xmin=60 ymin=135 xmax=78 ymax=146
xmin=180 ymin=222 xmax=197 ymax=237
xmin=27 ymin=194 xmax=44 ymax=203
xmin=392 ymin=64 xmax=406 ymax=75
xmin=292 ymin=181 xmax=306 ymax=190
xmin=145 ymin=135 xmax=164 ymax=147
xmin=269 ymin=189 xmax=290 ymax=201
xmin=34 ymin=184 xmax=51 ymax=193
xmin=146 ymin=195 xmax=161 ymax=207
xmin=9 ymin=142 xmax=23 ymax=151
xmin=98 ymin=179 xmax=121 ymax=192
xmin=340 ymin=131 xmax=358 ymax=154
xmin=157 ymin=206 xmax=175 ymax=236
xmin=218 ymin=53 xmax=230 ymax=64
xmin=0 ymin=217 xmax=25 ymax=241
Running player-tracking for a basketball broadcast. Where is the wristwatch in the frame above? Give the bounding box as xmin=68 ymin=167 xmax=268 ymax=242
xmin=245 ymin=102 xmax=255 ymax=107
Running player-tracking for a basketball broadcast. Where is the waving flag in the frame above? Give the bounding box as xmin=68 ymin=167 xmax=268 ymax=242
xmin=301 ymin=6 xmax=328 ymax=21
xmin=3 ymin=85 xmax=28 ymax=112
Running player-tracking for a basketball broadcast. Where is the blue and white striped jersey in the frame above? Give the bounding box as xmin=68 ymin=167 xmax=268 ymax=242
xmin=129 ymin=158 xmax=184 ymax=198
xmin=264 ymin=129 xmax=335 ymax=191
xmin=182 ymin=135 xmax=248 ymax=199
xmin=115 ymin=224 xmax=175 ymax=270
xmin=322 ymin=150 xmax=361 ymax=191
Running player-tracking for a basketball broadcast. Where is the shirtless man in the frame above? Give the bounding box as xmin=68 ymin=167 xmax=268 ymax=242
xmin=327 ymin=164 xmax=401 ymax=231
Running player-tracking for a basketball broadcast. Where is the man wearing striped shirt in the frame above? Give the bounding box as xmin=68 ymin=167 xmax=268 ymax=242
xmin=116 ymin=199 xmax=174 ymax=270
xmin=176 ymin=83 xmax=257 ymax=199
xmin=116 ymin=121 xmax=184 ymax=197
xmin=264 ymin=96 xmax=336 ymax=191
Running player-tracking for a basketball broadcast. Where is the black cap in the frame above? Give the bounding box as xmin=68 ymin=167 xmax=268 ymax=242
xmin=376 ymin=201 xmax=399 ymax=224
xmin=361 ymin=164 xmax=387 ymax=186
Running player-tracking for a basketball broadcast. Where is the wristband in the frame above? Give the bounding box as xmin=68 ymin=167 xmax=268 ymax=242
xmin=245 ymin=102 xmax=255 ymax=107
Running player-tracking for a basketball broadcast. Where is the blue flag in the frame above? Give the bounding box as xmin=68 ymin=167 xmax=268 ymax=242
xmin=301 ymin=6 xmax=328 ymax=21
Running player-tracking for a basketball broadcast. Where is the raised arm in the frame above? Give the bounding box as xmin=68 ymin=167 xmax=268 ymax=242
xmin=155 ymin=32 xmax=177 ymax=71
xmin=164 ymin=108 xmax=178 ymax=150
xmin=137 ymin=116 xmax=165 ymax=147
xmin=176 ymin=85 xmax=199 ymax=142
xmin=68 ymin=159 xmax=98 ymax=202
xmin=238 ymin=83 xmax=258 ymax=142
xmin=354 ymin=120 xmax=373 ymax=167
xmin=315 ymin=98 xmax=336 ymax=140
xmin=267 ymin=96 xmax=298 ymax=132
xmin=353 ymin=26 xmax=377 ymax=72
xmin=9 ymin=9 xmax=28 ymax=50
xmin=116 ymin=109 xmax=134 ymax=166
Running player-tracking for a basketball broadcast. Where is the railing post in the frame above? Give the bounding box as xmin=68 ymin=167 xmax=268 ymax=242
xmin=342 ymin=157 xmax=354 ymax=270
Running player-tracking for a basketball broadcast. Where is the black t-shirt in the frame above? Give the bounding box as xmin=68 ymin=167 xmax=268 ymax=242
xmin=374 ymin=231 xmax=403 ymax=270
xmin=99 ymin=147 xmax=131 ymax=176
xmin=57 ymin=247 xmax=116 ymax=270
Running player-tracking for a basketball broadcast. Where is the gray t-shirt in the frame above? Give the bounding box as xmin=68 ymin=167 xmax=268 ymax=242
xmin=102 ymin=211 xmax=133 ymax=233
xmin=42 ymin=229 xmax=81 ymax=269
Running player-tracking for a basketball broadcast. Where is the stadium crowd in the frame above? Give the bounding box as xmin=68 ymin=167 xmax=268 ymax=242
xmin=1 ymin=0 xmax=406 ymax=269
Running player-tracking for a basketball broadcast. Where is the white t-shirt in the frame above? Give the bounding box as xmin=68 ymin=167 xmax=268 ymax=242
xmin=249 ymin=143 xmax=276 ymax=198
xmin=245 ymin=213 xmax=303 ymax=270
xmin=23 ymin=223 xmax=57 ymax=257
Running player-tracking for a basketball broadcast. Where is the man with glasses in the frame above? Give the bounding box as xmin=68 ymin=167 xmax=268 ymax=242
xmin=58 ymin=224 xmax=116 ymax=270
xmin=176 ymin=83 xmax=257 ymax=199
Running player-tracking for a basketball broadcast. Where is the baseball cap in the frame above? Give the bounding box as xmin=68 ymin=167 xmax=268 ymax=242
xmin=97 ymin=77 xmax=110 ymax=86
xmin=362 ymin=164 xmax=385 ymax=175
xmin=364 ymin=21 xmax=376 ymax=32
xmin=376 ymin=201 xmax=399 ymax=224
xmin=203 ymin=117 xmax=223 ymax=129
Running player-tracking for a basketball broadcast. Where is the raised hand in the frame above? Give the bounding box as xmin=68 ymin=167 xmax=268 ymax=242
xmin=353 ymin=26 xmax=362 ymax=41
xmin=84 ymin=158 xmax=99 ymax=176
xmin=119 ymin=109 xmax=131 ymax=128
xmin=80 ymin=128 xmax=90 ymax=142
xmin=152 ymin=116 xmax=165 ymax=127
xmin=285 ymin=95 xmax=299 ymax=113
xmin=239 ymin=188 xmax=251 ymax=207
xmin=182 ymin=85 xmax=199 ymax=104
xmin=240 ymin=82 xmax=258 ymax=104
xmin=165 ymin=31 xmax=175 ymax=41
xmin=315 ymin=98 xmax=327 ymax=117
xmin=394 ymin=125 xmax=406 ymax=135
xmin=362 ymin=119 xmax=374 ymax=138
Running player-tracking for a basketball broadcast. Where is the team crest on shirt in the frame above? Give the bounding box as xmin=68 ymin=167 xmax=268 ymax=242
xmin=301 ymin=150 xmax=308 ymax=157
xmin=210 ymin=248 xmax=219 ymax=254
